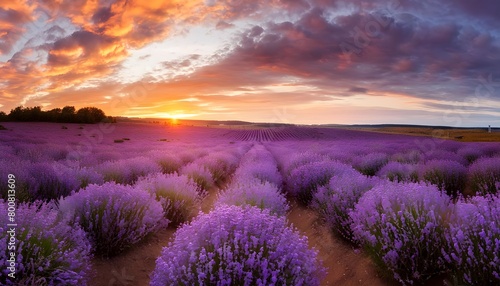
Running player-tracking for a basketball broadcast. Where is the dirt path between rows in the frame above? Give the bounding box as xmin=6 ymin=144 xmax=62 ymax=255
xmin=89 ymin=184 xmax=221 ymax=286
xmin=90 ymin=177 xmax=399 ymax=286
xmin=286 ymin=201 xmax=396 ymax=286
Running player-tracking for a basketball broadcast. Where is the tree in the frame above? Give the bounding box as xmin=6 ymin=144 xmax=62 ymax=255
xmin=61 ymin=106 xmax=76 ymax=123
xmin=0 ymin=111 xmax=7 ymax=122
xmin=5 ymin=105 xmax=112 ymax=124
xmin=9 ymin=106 xmax=25 ymax=121
xmin=46 ymin=108 xmax=62 ymax=122
xmin=29 ymin=106 xmax=43 ymax=121
xmin=76 ymin=107 xmax=106 ymax=123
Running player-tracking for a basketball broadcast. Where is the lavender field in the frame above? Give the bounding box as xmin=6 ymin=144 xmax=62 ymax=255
xmin=1 ymin=122 xmax=499 ymax=286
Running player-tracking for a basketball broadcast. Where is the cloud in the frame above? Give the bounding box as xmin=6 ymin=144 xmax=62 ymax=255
xmin=215 ymin=20 xmax=234 ymax=30
xmin=349 ymin=87 xmax=368 ymax=94
xmin=0 ymin=1 xmax=37 ymax=55
xmin=205 ymin=6 xmax=500 ymax=101
xmin=1 ymin=0 xmax=500 ymax=126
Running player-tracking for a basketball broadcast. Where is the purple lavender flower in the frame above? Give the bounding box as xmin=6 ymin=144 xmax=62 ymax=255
xmin=391 ymin=150 xmax=422 ymax=164
xmin=98 ymin=156 xmax=161 ymax=185
xmin=58 ymin=182 xmax=165 ymax=257
xmin=422 ymin=149 xmax=467 ymax=166
xmin=135 ymin=173 xmax=204 ymax=226
xmin=154 ymin=152 xmax=184 ymax=174
xmin=198 ymin=152 xmax=241 ymax=186
xmin=457 ymin=146 xmax=483 ymax=165
xmin=0 ymin=160 xmax=32 ymax=202
xmin=234 ymin=161 xmax=283 ymax=187
xmin=150 ymin=205 xmax=324 ymax=286
xmin=286 ymin=159 xmax=355 ymax=205
xmin=0 ymin=201 xmax=92 ymax=285
xmin=419 ymin=159 xmax=467 ymax=198
xmin=27 ymin=162 xmax=80 ymax=202
xmin=352 ymin=152 xmax=389 ymax=176
xmin=216 ymin=178 xmax=289 ymax=216
xmin=443 ymin=195 xmax=500 ymax=285
xmin=311 ymin=171 xmax=377 ymax=242
xmin=1 ymin=160 xmax=80 ymax=203
xmin=233 ymin=144 xmax=283 ymax=187
xmin=281 ymin=151 xmax=327 ymax=175
xmin=377 ymin=161 xmax=418 ymax=183
xmin=350 ymin=181 xmax=452 ymax=285
xmin=468 ymin=157 xmax=500 ymax=195
xmin=180 ymin=162 xmax=215 ymax=191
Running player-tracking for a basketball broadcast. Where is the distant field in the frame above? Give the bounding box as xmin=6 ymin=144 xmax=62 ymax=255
xmin=337 ymin=126 xmax=500 ymax=142
xmin=113 ymin=118 xmax=500 ymax=142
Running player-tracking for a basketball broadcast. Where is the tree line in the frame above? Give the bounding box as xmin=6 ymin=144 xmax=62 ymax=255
xmin=0 ymin=106 xmax=116 ymax=124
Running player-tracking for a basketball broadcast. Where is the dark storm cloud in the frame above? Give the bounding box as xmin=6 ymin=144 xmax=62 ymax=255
xmin=196 ymin=3 xmax=500 ymax=102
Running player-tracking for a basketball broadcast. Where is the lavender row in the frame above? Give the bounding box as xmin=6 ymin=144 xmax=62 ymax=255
xmin=267 ymin=140 xmax=500 ymax=198
xmin=150 ymin=205 xmax=325 ymax=286
xmin=0 ymin=142 xmax=251 ymax=203
xmin=267 ymin=141 xmax=499 ymax=285
xmin=215 ymin=144 xmax=289 ymax=216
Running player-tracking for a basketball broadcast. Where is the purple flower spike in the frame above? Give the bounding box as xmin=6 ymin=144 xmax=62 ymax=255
xmin=350 ymin=181 xmax=452 ymax=285
xmin=58 ymin=182 xmax=165 ymax=257
xmin=150 ymin=205 xmax=325 ymax=286
xmin=0 ymin=201 xmax=92 ymax=285
xmin=443 ymin=195 xmax=500 ymax=285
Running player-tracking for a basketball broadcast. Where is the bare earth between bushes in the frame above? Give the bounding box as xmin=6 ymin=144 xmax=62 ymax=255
xmin=90 ymin=185 xmax=394 ymax=286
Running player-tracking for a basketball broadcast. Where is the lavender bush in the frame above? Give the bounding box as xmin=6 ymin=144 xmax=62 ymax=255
xmin=281 ymin=151 xmax=327 ymax=175
xmin=180 ymin=162 xmax=215 ymax=191
xmin=234 ymin=144 xmax=282 ymax=186
xmin=0 ymin=160 xmax=32 ymax=202
xmin=52 ymin=163 xmax=104 ymax=189
xmin=423 ymin=150 xmax=467 ymax=166
xmin=155 ymin=153 xmax=183 ymax=174
xmin=216 ymin=178 xmax=289 ymax=216
xmin=150 ymin=205 xmax=324 ymax=286
xmin=377 ymin=161 xmax=418 ymax=183
xmin=234 ymin=161 xmax=282 ymax=187
xmin=200 ymin=152 xmax=240 ymax=186
xmin=27 ymin=162 xmax=80 ymax=202
xmin=286 ymin=159 xmax=354 ymax=205
xmin=442 ymin=195 xmax=500 ymax=285
xmin=457 ymin=146 xmax=483 ymax=165
xmin=98 ymin=156 xmax=161 ymax=185
xmin=391 ymin=150 xmax=421 ymax=164
xmin=74 ymin=166 xmax=105 ymax=188
xmin=0 ymin=202 xmax=92 ymax=285
xmin=468 ymin=157 xmax=500 ymax=195
xmin=15 ymin=143 xmax=50 ymax=162
xmin=311 ymin=172 xmax=376 ymax=242
xmin=58 ymin=182 xmax=164 ymax=257
xmin=135 ymin=173 xmax=203 ymax=226
xmin=352 ymin=152 xmax=389 ymax=176
xmin=419 ymin=160 xmax=467 ymax=198
xmin=350 ymin=182 xmax=452 ymax=285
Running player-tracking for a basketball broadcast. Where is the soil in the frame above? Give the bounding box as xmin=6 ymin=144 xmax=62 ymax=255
xmin=90 ymin=228 xmax=175 ymax=286
xmin=89 ymin=196 xmax=399 ymax=286
xmin=286 ymin=201 xmax=396 ymax=286
xmin=88 ymin=184 xmax=223 ymax=286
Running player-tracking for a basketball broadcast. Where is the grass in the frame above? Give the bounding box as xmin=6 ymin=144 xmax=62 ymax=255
xmin=348 ymin=126 xmax=500 ymax=142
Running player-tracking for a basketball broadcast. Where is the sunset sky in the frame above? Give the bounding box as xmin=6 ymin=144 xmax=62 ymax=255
xmin=1 ymin=0 xmax=500 ymax=126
